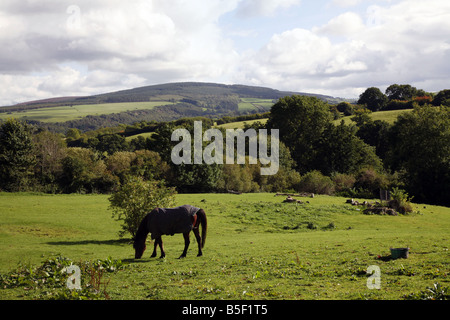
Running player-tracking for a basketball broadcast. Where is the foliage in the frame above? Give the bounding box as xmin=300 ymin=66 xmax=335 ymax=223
xmin=389 ymin=187 xmax=413 ymax=214
xmin=315 ymin=122 xmax=383 ymax=175
xmin=387 ymin=105 xmax=450 ymax=205
xmin=60 ymin=147 xmax=117 ymax=194
xmin=108 ymin=176 xmax=177 ymax=238
xmin=0 ymin=255 xmax=124 ymax=300
xmin=267 ymin=95 xmax=332 ymax=174
xmin=332 ymin=173 xmax=356 ymax=193
xmin=0 ymin=119 xmax=36 ymax=191
xmin=353 ymin=167 xmax=390 ymax=197
xmin=298 ymin=170 xmax=335 ymax=195
xmin=32 ymin=130 xmax=67 ymax=192
xmin=432 ymin=89 xmax=450 ymax=107
xmin=0 ymin=84 xmax=449 ymax=207
xmin=404 ymin=283 xmax=449 ymax=300
xmin=385 ymin=84 xmax=422 ymax=101
xmin=357 ymin=87 xmax=388 ymax=111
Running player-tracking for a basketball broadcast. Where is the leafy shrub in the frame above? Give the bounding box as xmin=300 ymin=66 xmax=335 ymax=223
xmin=332 ymin=173 xmax=356 ymax=192
xmin=298 ymin=170 xmax=335 ymax=195
xmin=0 ymin=255 xmax=124 ymax=300
xmin=404 ymin=283 xmax=449 ymax=300
xmin=389 ymin=187 xmax=414 ymax=214
xmin=108 ymin=176 xmax=177 ymax=238
xmin=354 ymin=167 xmax=390 ymax=197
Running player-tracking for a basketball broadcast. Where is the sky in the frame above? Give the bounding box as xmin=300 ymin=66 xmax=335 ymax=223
xmin=0 ymin=0 xmax=449 ymax=105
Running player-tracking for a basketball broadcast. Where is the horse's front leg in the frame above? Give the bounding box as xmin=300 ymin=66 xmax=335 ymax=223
xmin=179 ymin=233 xmax=190 ymax=258
xmin=150 ymin=239 xmax=158 ymax=258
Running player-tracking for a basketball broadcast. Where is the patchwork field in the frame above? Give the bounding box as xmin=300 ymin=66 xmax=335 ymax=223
xmin=0 ymin=192 xmax=448 ymax=300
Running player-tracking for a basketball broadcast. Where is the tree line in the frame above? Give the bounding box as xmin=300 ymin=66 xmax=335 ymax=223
xmin=1 ymin=87 xmax=449 ymax=206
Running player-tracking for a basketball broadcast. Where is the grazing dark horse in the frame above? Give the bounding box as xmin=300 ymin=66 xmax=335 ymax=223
xmin=133 ymin=205 xmax=207 ymax=259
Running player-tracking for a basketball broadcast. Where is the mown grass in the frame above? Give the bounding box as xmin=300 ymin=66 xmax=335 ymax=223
xmin=0 ymin=192 xmax=448 ymax=300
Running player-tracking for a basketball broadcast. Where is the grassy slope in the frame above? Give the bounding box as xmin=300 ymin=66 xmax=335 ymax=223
xmin=0 ymin=101 xmax=171 ymax=123
xmin=217 ymin=109 xmax=414 ymax=131
xmin=0 ymin=192 xmax=448 ymax=300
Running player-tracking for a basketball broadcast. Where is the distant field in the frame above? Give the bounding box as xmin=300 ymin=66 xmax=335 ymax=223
xmin=1 ymin=192 xmax=448 ymax=300
xmin=335 ymin=109 xmax=413 ymax=125
xmin=0 ymin=101 xmax=172 ymax=123
xmin=125 ymin=131 xmax=155 ymax=141
xmin=217 ymin=109 xmax=413 ymax=131
xmin=238 ymin=98 xmax=274 ymax=112
xmin=217 ymin=118 xmax=268 ymax=130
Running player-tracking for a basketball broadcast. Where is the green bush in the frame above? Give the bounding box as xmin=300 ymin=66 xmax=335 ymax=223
xmin=389 ymin=187 xmax=414 ymax=214
xmin=332 ymin=173 xmax=356 ymax=192
xmin=298 ymin=170 xmax=335 ymax=195
xmin=354 ymin=167 xmax=389 ymax=197
xmin=108 ymin=176 xmax=177 ymax=238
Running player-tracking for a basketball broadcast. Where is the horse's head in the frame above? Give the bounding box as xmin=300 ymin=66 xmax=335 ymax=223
xmin=133 ymin=238 xmax=146 ymax=259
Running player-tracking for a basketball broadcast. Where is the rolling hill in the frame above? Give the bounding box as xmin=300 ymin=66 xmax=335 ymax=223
xmin=0 ymin=82 xmax=346 ymax=132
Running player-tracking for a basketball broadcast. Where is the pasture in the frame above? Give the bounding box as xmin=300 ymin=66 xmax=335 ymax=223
xmin=0 ymin=101 xmax=171 ymax=123
xmin=0 ymin=192 xmax=448 ymax=300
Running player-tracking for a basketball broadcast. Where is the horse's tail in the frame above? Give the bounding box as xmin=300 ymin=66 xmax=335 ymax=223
xmin=197 ymin=209 xmax=207 ymax=248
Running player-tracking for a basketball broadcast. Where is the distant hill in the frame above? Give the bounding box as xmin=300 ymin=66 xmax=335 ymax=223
xmin=2 ymin=82 xmax=338 ymax=110
xmin=0 ymin=82 xmax=346 ymax=132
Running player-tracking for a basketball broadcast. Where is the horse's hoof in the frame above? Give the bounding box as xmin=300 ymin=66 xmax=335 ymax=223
xmin=197 ymin=253 xmax=203 ymax=257
xmin=178 ymin=255 xmax=186 ymax=259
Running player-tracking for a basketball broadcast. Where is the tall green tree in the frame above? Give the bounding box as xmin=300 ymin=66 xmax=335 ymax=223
xmin=266 ymin=95 xmax=331 ymax=173
xmin=388 ymin=105 xmax=450 ymax=205
xmin=385 ymin=84 xmax=417 ymax=101
xmin=33 ymin=130 xmax=67 ymax=192
xmin=433 ymin=89 xmax=450 ymax=107
xmin=315 ymin=121 xmax=383 ymax=176
xmin=0 ymin=119 xmax=36 ymax=191
xmin=358 ymin=87 xmax=388 ymax=111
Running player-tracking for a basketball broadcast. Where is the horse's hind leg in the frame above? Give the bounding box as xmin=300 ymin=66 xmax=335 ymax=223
xmin=193 ymin=228 xmax=202 ymax=257
xmin=179 ymin=233 xmax=190 ymax=258
xmin=158 ymin=237 xmax=165 ymax=258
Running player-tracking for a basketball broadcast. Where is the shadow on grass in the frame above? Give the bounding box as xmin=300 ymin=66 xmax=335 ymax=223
xmin=46 ymin=238 xmax=132 ymax=246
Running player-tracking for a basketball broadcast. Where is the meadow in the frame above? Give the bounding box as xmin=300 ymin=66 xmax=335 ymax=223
xmin=0 ymin=101 xmax=171 ymax=123
xmin=0 ymin=192 xmax=448 ymax=300
xmin=217 ymin=108 xmax=414 ymax=130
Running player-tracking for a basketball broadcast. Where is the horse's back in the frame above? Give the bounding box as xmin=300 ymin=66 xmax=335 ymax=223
xmin=148 ymin=205 xmax=200 ymax=238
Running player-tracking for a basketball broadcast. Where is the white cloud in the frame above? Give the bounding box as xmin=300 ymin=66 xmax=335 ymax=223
xmin=0 ymin=0 xmax=449 ymax=105
xmin=329 ymin=0 xmax=362 ymax=7
xmin=236 ymin=0 xmax=301 ymax=17
xmin=0 ymin=0 xmax=242 ymax=105
xmin=235 ymin=0 xmax=450 ymax=97
xmin=313 ymin=12 xmax=365 ymax=36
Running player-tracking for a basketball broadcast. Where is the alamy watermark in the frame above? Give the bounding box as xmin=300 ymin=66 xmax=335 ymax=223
xmin=366 ymin=265 xmax=381 ymax=289
xmin=66 ymin=5 xmax=82 ymax=30
xmin=171 ymin=121 xmax=279 ymax=176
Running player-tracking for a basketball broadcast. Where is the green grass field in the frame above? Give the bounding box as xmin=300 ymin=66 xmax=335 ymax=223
xmin=0 ymin=101 xmax=172 ymax=123
xmin=218 ymin=109 xmax=413 ymax=131
xmin=238 ymin=98 xmax=274 ymax=112
xmin=0 ymin=192 xmax=448 ymax=300
xmin=334 ymin=109 xmax=413 ymax=125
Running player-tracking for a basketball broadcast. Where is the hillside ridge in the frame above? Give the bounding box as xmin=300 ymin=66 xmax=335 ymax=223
xmin=2 ymin=82 xmax=338 ymax=109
